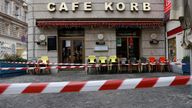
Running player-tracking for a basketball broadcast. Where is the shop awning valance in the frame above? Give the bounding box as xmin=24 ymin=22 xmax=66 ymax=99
xmin=36 ymin=21 xmax=163 ymax=27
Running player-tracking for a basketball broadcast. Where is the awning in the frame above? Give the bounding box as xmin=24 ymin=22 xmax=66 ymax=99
xmin=36 ymin=21 xmax=163 ymax=27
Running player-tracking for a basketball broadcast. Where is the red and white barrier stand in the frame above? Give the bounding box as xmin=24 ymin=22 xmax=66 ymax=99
xmin=0 ymin=76 xmax=191 ymax=95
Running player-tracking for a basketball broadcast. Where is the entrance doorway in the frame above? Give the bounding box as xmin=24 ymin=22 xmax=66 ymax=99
xmin=116 ymin=28 xmax=140 ymax=60
xmin=59 ymin=38 xmax=84 ymax=63
xmin=58 ymin=27 xmax=85 ymax=63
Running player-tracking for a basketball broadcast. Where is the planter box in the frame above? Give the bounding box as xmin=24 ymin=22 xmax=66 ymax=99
xmin=0 ymin=61 xmax=27 ymax=78
xmin=182 ymin=62 xmax=190 ymax=75
xmin=170 ymin=62 xmax=183 ymax=74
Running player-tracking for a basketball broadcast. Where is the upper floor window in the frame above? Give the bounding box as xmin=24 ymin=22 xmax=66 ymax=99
xmin=24 ymin=11 xmax=27 ymax=22
xmin=5 ymin=23 xmax=10 ymax=36
xmin=15 ymin=27 xmax=20 ymax=38
xmin=4 ymin=0 xmax=10 ymax=14
xmin=15 ymin=6 xmax=20 ymax=18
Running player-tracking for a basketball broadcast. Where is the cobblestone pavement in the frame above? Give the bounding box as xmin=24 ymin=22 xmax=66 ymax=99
xmin=0 ymin=71 xmax=192 ymax=108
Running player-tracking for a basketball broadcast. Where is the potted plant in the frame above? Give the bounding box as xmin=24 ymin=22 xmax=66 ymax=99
xmin=182 ymin=56 xmax=190 ymax=75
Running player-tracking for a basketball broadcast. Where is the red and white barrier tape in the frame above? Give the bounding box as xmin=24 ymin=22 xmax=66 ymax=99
xmin=0 ymin=65 xmax=114 ymax=71
xmin=0 ymin=63 xmax=187 ymax=71
xmin=3 ymin=62 xmax=86 ymax=66
xmin=3 ymin=61 xmax=186 ymax=66
xmin=0 ymin=66 xmax=86 ymax=71
xmin=0 ymin=76 xmax=191 ymax=95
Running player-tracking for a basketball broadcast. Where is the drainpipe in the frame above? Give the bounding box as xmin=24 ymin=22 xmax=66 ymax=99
xmin=32 ymin=4 xmax=35 ymax=60
xmin=164 ymin=23 xmax=168 ymax=60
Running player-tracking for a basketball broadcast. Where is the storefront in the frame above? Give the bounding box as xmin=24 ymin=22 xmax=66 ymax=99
xmin=166 ymin=21 xmax=190 ymax=62
xmin=28 ymin=0 xmax=165 ymax=63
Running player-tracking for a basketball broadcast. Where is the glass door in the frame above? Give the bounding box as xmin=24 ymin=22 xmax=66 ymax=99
xmin=60 ymin=38 xmax=84 ymax=63
xmin=117 ymin=37 xmax=140 ymax=60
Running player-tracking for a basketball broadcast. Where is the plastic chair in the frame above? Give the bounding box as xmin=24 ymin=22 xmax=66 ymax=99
xmin=159 ymin=56 xmax=170 ymax=72
xmin=148 ymin=57 xmax=157 ymax=72
xmin=130 ymin=57 xmax=141 ymax=73
xmin=108 ymin=55 xmax=118 ymax=73
xmin=35 ymin=56 xmax=50 ymax=74
xmin=87 ymin=55 xmax=97 ymax=74
xmin=88 ymin=55 xmax=97 ymax=64
xmin=140 ymin=57 xmax=148 ymax=72
xmin=109 ymin=55 xmax=118 ymax=63
xmin=98 ymin=56 xmax=108 ymax=74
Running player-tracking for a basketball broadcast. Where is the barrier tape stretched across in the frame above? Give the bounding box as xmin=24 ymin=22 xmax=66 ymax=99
xmin=0 ymin=64 xmax=112 ymax=71
xmin=3 ymin=62 xmax=86 ymax=66
xmin=3 ymin=61 xmax=185 ymax=66
xmin=0 ymin=76 xmax=191 ymax=95
xmin=0 ymin=66 xmax=86 ymax=71
xmin=0 ymin=63 xmax=186 ymax=71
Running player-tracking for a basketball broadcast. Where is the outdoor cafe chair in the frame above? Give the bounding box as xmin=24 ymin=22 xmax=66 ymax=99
xmin=98 ymin=56 xmax=108 ymax=74
xmin=119 ymin=58 xmax=130 ymax=73
xmin=108 ymin=55 xmax=119 ymax=73
xmin=159 ymin=56 xmax=171 ymax=72
xmin=129 ymin=57 xmax=141 ymax=73
xmin=148 ymin=57 xmax=157 ymax=72
xmin=87 ymin=55 xmax=97 ymax=74
xmin=35 ymin=56 xmax=51 ymax=74
xmin=140 ymin=57 xmax=149 ymax=72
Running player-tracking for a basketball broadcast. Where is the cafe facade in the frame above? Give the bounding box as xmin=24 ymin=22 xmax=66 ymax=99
xmin=28 ymin=0 xmax=165 ymax=63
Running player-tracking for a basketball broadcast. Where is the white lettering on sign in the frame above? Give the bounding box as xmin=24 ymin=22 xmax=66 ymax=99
xmin=143 ymin=2 xmax=151 ymax=11
xmin=84 ymin=2 xmax=92 ymax=12
xmin=130 ymin=2 xmax=138 ymax=12
xmin=116 ymin=2 xmax=126 ymax=12
xmin=47 ymin=2 xmax=151 ymax=12
xmin=47 ymin=3 xmax=56 ymax=12
xmin=59 ymin=2 xmax=68 ymax=12
xmin=105 ymin=2 xmax=114 ymax=11
xmin=72 ymin=2 xmax=79 ymax=12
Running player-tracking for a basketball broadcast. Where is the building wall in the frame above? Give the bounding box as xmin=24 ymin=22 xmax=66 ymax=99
xmin=28 ymin=27 xmax=58 ymax=62
xmin=85 ymin=27 xmax=116 ymax=63
xmin=27 ymin=0 xmax=165 ymax=61
xmin=0 ymin=0 xmax=27 ymax=59
xmin=141 ymin=27 xmax=165 ymax=58
xmin=31 ymin=0 xmax=164 ymax=19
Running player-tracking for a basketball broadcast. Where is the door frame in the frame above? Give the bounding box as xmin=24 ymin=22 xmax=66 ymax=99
xmin=116 ymin=36 xmax=140 ymax=59
xmin=58 ymin=37 xmax=85 ymax=63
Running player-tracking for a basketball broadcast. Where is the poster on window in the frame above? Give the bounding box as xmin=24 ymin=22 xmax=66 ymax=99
xmin=66 ymin=40 xmax=71 ymax=47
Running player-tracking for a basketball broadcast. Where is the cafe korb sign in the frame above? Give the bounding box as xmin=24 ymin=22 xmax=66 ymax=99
xmin=47 ymin=2 xmax=151 ymax=12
